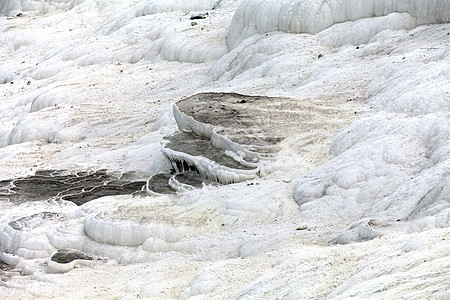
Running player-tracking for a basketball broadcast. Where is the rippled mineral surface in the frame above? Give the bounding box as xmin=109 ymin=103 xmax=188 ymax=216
xmin=0 ymin=0 xmax=448 ymax=299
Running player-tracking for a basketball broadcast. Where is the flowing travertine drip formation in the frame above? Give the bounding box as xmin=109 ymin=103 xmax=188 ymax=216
xmin=146 ymin=92 xmax=366 ymax=194
xmin=147 ymin=92 xmax=306 ymax=193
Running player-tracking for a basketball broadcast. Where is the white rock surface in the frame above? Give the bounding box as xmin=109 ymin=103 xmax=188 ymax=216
xmin=0 ymin=0 xmax=448 ymax=299
xmin=227 ymin=0 xmax=450 ymax=49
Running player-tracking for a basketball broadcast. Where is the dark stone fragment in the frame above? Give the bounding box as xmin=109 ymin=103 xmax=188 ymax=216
xmin=50 ymin=249 xmax=93 ymax=264
xmin=190 ymin=13 xmax=208 ymax=20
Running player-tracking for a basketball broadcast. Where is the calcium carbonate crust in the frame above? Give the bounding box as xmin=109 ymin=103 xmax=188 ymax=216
xmin=227 ymin=0 xmax=450 ymax=49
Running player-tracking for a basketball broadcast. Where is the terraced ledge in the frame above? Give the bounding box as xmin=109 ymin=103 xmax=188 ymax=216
xmin=161 ymin=93 xmax=310 ymax=185
xmin=162 ymin=146 xmax=259 ymax=184
xmin=153 ymin=92 xmax=365 ymax=193
xmin=146 ymin=171 xmax=215 ymax=196
xmin=164 ymin=131 xmax=257 ymax=170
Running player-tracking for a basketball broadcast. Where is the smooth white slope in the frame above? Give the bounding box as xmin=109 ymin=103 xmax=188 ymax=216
xmin=227 ymin=0 xmax=450 ymax=49
xmin=293 ymin=23 xmax=449 ymax=243
xmin=0 ymin=0 xmax=78 ymax=16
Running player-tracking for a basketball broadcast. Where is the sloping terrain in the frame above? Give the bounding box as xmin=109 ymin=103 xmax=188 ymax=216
xmin=0 ymin=0 xmax=448 ymax=299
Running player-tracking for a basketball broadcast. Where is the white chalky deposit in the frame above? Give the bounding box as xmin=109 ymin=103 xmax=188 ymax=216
xmin=0 ymin=0 xmax=448 ymax=299
xmin=227 ymin=0 xmax=450 ymax=49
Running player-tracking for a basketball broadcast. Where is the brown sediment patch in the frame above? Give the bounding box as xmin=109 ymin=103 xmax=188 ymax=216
xmin=0 ymin=170 xmax=146 ymax=205
xmin=159 ymin=92 xmax=366 ymax=185
xmin=175 ymin=92 xmax=365 ymax=156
